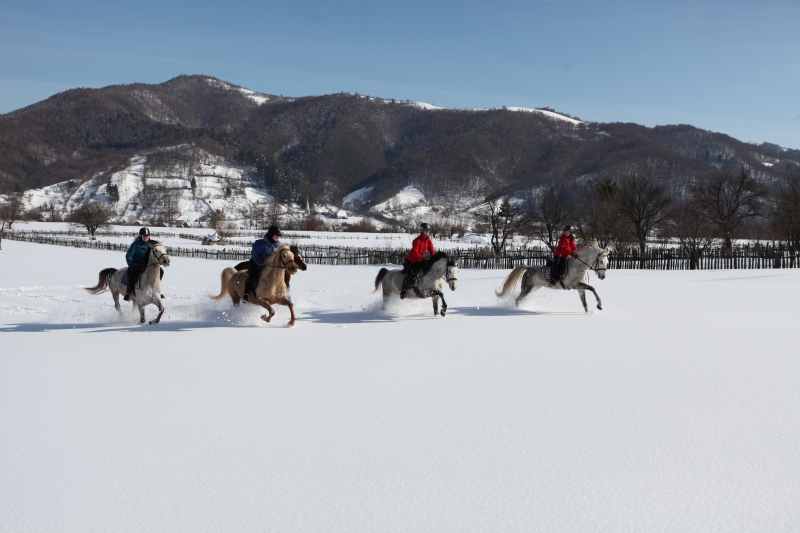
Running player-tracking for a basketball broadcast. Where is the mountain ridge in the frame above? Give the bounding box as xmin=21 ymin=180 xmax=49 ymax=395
xmin=1 ymin=75 xmax=798 ymax=209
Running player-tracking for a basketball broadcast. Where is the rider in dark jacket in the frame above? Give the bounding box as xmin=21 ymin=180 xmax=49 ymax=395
xmin=243 ymin=225 xmax=282 ymax=302
xmin=124 ymin=228 xmax=151 ymax=300
xmin=550 ymin=225 xmax=578 ymax=285
xmin=401 ymin=223 xmax=434 ymax=299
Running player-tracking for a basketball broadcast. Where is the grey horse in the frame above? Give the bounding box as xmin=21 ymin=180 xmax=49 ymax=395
xmin=495 ymin=241 xmax=609 ymax=312
xmin=84 ymin=241 xmax=171 ymax=324
xmin=373 ymin=251 xmax=459 ymax=317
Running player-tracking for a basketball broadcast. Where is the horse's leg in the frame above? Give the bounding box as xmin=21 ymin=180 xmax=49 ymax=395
xmin=578 ymin=282 xmax=602 ymax=310
xmin=578 ymin=289 xmax=588 ymax=312
xmin=428 ymin=290 xmax=446 ymax=316
xmin=260 ymin=301 xmax=276 ymax=323
xmin=150 ymin=296 xmax=165 ymax=325
xmin=138 ymin=303 xmax=146 ymax=324
xmin=277 ymin=297 xmax=296 ymax=327
xmin=515 ymin=272 xmax=536 ymax=307
xmin=111 ymin=289 xmax=122 ymax=316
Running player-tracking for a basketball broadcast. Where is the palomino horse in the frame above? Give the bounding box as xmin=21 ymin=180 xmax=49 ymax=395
xmin=233 ymin=244 xmax=307 ymax=288
xmin=210 ymin=244 xmax=299 ymax=326
xmin=373 ymin=251 xmax=459 ymax=317
xmin=84 ymin=241 xmax=172 ymax=324
xmin=495 ymin=241 xmax=609 ymax=312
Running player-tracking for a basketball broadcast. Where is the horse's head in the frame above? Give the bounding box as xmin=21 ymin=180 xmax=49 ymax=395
xmin=585 ymin=241 xmax=608 ymax=280
xmin=149 ymin=241 xmax=171 ymax=267
xmin=596 ymin=249 xmax=609 ymax=280
xmin=276 ymin=245 xmax=298 ymax=275
xmin=289 ymin=245 xmax=308 ymax=271
xmin=445 ymin=257 xmax=459 ymax=291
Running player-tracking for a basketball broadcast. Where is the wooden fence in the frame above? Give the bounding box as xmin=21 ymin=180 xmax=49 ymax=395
xmin=4 ymin=231 xmax=798 ymax=269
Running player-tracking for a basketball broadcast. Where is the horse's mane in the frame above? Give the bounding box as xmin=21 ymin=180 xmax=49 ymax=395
xmin=421 ymin=251 xmax=451 ymax=273
xmin=577 ymin=240 xmax=602 ymax=255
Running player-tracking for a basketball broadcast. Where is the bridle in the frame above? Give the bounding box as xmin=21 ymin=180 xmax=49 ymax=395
xmin=264 ymin=248 xmax=296 ymax=271
xmin=574 ymin=250 xmax=608 ymax=275
xmin=440 ymin=262 xmax=458 ymax=284
xmin=148 ymin=244 xmax=169 ymax=268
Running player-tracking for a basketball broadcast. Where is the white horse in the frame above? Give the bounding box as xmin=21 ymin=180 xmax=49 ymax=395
xmin=373 ymin=252 xmax=459 ymax=316
xmin=84 ymin=241 xmax=171 ymax=324
xmin=495 ymin=241 xmax=609 ymax=312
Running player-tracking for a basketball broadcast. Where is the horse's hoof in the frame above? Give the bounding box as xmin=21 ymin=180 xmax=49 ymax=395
xmin=597 ymin=305 xmax=603 ymax=311
xmin=441 ymin=311 xmax=446 ymax=317
xmin=288 ymin=321 xmax=296 ymax=327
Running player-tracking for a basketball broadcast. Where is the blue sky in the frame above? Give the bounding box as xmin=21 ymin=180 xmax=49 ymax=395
xmin=2 ymin=0 xmax=798 ymax=148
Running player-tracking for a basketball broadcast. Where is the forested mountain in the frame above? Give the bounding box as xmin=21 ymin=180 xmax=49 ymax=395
xmin=1 ymin=75 xmax=797 ymax=209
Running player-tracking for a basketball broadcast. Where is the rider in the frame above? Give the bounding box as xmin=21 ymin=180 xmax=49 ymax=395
xmin=550 ymin=225 xmax=578 ymax=285
xmin=243 ymin=225 xmax=282 ymax=302
xmin=124 ymin=227 xmax=151 ymax=301
xmin=401 ymin=222 xmax=435 ymax=299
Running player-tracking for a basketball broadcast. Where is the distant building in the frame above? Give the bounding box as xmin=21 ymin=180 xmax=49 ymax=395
xmin=335 ymin=210 xmax=348 ymax=219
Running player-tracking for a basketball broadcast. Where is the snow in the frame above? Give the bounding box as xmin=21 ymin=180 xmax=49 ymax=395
xmin=506 ymin=107 xmax=583 ymax=125
xmin=371 ymin=186 xmax=426 ymax=213
xmin=342 ymin=186 xmax=374 ymax=206
xmin=408 ymin=101 xmax=442 ymax=110
xmin=1 ymin=240 xmax=800 ymax=531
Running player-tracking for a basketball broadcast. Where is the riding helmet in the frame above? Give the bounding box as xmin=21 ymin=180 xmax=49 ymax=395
xmin=421 ymin=223 xmax=430 ymax=230
xmin=139 ymin=227 xmax=150 ymax=236
xmin=265 ymin=226 xmax=282 ymax=240
xmin=563 ymin=225 xmax=573 ymax=232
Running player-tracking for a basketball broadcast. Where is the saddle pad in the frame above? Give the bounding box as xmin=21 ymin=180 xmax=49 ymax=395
xmin=120 ymin=270 xmax=128 ymax=285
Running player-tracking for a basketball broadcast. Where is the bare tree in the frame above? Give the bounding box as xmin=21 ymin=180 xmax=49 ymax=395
xmin=526 ymin=187 xmax=572 ymax=252
xmin=475 ymin=193 xmax=525 ymax=254
xmin=692 ymin=167 xmax=766 ymax=250
xmin=577 ymin=177 xmax=624 ymax=248
xmin=666 ymin=202 xmax=718 ymax=269
xmin=0 ymin=195 xmax=28 ymax=229
xmin=41 ymin=202 xmax=61 ymax=222
xmin=161 ymin=192 xmax=181 ymax=227
xmin=769 ymin=174 xmax=800 ymax=251
xmin=619 ymin=175 xmax=672 ymax=252
xmin=67 ymin=201 xmax=114 ymax=238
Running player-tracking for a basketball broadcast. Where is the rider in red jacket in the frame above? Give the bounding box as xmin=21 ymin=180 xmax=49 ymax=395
xmin=401 ymin=223 xmax=435 ymax=298
xmin=551 ymin=225 xmax=578 ymax=285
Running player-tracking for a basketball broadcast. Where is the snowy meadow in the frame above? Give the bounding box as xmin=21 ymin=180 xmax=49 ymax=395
xmin=1 ymin=239 xmax=799 ymax=532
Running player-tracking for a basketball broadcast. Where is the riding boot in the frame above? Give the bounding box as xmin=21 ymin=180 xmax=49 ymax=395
xmin=243 ymin=265 xmax=260 ymax=302
xmin=124 ymin=266 xmax=138 ymax=300
xmin=549 ymin=258 xmax=561 ymax=285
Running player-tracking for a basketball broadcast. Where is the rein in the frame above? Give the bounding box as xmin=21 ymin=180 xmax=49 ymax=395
xmin=574 ymin=251 xmax=608 ymax=274
xmin=262 ymin=248 xmax=295 ymax=271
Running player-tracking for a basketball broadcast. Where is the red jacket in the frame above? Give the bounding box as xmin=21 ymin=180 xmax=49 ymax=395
xmin=554 ymin=234 xmax=577 ymax=258
xmin=407 ymin=234 xmax=435 ymax=263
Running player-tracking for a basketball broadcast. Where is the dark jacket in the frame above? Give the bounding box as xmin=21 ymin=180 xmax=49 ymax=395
xmin=555 ymin=234 xmax=577 ymax=258
xmin=126 ymin=238 xmax=150 ymax=268
xmin=406 ymin=235 xmax=435 ymax=263
xmin=251 ymin=238 xmax=281 ymax=267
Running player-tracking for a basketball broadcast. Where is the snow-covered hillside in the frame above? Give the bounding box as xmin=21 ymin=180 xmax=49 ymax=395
xmin=21 ymin=146 xmax=276 ymax=225
xmin=1 ymin=240 xmax=799 ymax=531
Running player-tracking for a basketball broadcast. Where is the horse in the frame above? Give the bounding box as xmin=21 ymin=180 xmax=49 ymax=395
xmin=495 ymin=241 xmax=609 ymax=312
xmin=84 ymin=241 xmax=172 ymax=324
xmin=210 ymin=244 xmax=300 ymax=326
xmin=233 ymin=244 xmax=307 ymax=288
xmin=373 ymin=251 xmax=459 ymax=317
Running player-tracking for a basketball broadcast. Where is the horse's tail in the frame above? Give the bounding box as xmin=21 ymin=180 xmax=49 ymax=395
xmin=84 ymin=268 xmax=117 ymax=295
xmin=495 ymin=265 xmax=529 ymax=298
xmin=209 ymin=267 xmax=237 ymax=301
xmin=372 ymin=267 xmax=389 ymax=293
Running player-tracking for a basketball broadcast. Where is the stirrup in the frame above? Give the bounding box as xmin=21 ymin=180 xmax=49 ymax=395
xmin=123 ymin=293 xmax=131 ymax=301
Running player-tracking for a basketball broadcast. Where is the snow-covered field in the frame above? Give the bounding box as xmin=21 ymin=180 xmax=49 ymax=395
xmin=1 ymin=240 xmax=799 ymax=532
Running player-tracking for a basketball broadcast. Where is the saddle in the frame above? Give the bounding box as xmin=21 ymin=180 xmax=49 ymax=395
xmin=545 ymin=258 xmax=569 ymax=284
